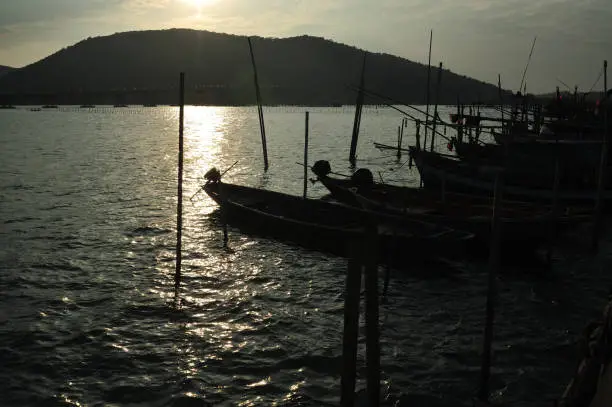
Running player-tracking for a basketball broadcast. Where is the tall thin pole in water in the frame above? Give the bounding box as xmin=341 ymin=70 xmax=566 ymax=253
xmin=248 ymin=37 xmax=269 ymax=171
xmin=175 ymin=72 xmax=185 ymax=289
xmin=349 ymin=52 xmax=367 ymax=166
xmin=364 ymin=221 xmax=380 ymax=407
xmin=423 ymin=30 xmax=433 ymax=150
xmin=341 ymin=240 xmax=362 ymax=407
xmin=303 ymin=111 xmax=309 ymax=199
xmin=592 ymin=60 xmax=608 ymax=250
xmin=430 ymin=62 xmax=443 ymax=152
xmin=479 ymin=173 xmax=503 ymax=402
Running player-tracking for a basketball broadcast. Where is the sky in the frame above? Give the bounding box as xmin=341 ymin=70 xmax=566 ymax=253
xmin=0 ymin=0 xmax=610 ymax=93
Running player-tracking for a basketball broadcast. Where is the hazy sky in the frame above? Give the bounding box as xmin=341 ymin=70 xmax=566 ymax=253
xmin=0 ymin=0 xmax=610 ymax=93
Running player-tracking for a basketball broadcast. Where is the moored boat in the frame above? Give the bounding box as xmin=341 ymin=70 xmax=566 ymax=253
xmin=410 ymin=146 xmax=612 ymax=205
xmin=201 ymin=168 xmax=474 ymax=266
xmin=311 ymin=161 xmax=590 ymax=251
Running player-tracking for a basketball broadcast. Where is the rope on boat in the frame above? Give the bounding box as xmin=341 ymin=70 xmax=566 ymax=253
xmin=587 ymin=68 xmax=605 ymax=95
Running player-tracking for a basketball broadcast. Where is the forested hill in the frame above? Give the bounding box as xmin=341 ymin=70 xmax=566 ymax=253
xmin=0 ymin=29 xmax=507 ymax=105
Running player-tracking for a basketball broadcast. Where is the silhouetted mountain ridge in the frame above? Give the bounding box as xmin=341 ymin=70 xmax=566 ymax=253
xmin=0 ymin=29 xmax=508 ymax=105
xmin=0 ymin=65 xmax=14 ymax=78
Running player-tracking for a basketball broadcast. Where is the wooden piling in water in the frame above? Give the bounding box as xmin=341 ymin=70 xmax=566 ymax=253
xmin=364 ymin=220 xmax=380 ymax=407
xmin=341 ymin=240 xmax=363 ymax=407
xmin=303 ymin=111 xmax=309 ymax=199
xmin=349 ymin=53 xmax=367 ymax=167
xmin=247 ymin=37 xmax=268 ymax=171
xmin=175 ymin=72 xmax=185 ymax=290
xmin=478 ymin=173 xmax=503 ymax=402
xmin=592 ymin=60 xmax=608 ymax=251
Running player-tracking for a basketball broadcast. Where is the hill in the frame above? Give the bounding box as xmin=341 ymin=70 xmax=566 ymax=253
xmin=0 ymin=29 xmax=508 ymax=105
xmin=0 ymin=65 xmax=14 ymax=78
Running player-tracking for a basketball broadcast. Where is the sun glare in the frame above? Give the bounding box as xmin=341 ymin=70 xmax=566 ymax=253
xmin=182 ymin=0 xmax=218 ymax=8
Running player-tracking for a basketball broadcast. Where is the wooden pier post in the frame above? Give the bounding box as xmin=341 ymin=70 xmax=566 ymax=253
xmin=430 ymin=62 xmax=443 ymax=152
xmin=341 ymin=240 xmax=363 ymax=407
xmin=303 ymin=111 xmax=309 ymax=199
xmin=478 ymin=172 xmax=503 ymax=402
xmin=364 ymin=220 xmax=380 ymax=407
xmin=349 ymin=52 xmax=367 ymax=167
xmin=247 ymin=37 xmax=268 ymax=171
xmin=592 ymin=60 xmax=608 ymax=251
xmin=175 ymin=72 xmax=185 ymax=290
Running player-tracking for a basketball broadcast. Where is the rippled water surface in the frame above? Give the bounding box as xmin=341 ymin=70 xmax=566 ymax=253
xmin=2 ymin=105 xmax=612 ymax=406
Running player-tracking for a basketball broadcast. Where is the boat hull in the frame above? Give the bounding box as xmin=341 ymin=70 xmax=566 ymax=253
xmin=203 ymin=181 xmax=474 ymax=265
xmin=411 ymin=147 xmax=612 ymax=206
xmin=316 ymin=173 xmax=589 ymax=252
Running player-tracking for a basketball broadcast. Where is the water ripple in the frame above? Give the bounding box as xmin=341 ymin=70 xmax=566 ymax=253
xmin=1 ymin=107 xmax=611 ymax=406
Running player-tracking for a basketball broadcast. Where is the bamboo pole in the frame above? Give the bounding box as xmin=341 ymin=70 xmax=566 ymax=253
xmin=175 ymin=72 xmax=185 ymax=290
xmin=341 ymin=240 xmax=363 ymax=407
xmin=247 ymin=37 xmax=268 ymax=171
xmin=429 ymin=62 xmax=443 ymax=152
xmin=592 ymin=60 xmax=608 ymax=250
xmin=478 ymin=173 xmax=503 ymax=402
xmin=349 ymin=52 xmax=367 ymax=166
xmin=303 ymin=111 xmax=309 ymax=199
xmin=423 ymin=29 xmax=433 ymax=150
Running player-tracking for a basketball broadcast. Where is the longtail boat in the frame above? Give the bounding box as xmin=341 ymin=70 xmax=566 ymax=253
xmin=311 ymin=160 xmax=590 ymax=251
xmin=201 ymin=168 xmax=474 ymax=266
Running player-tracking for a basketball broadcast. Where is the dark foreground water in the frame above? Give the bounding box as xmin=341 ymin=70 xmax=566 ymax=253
xmin=1 ymin=106 xmax=612 ymax=406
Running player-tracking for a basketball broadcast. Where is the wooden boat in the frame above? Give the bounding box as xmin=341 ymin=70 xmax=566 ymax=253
xmin=454 ymin=140 xmax=603 ymax=183
xmin=201 ymin=169 xmax=474 ymax=265
xmin=311 ymin=163 xmax=590 ymax=251
xmin=410 ymin=146 xmax=612 ymax=205
xmin=492 ymin=129 xmax=605 ymax=146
